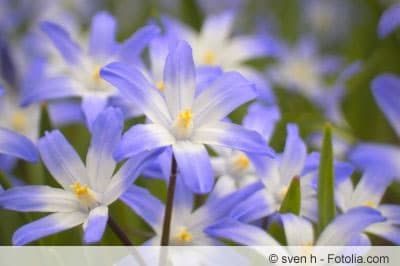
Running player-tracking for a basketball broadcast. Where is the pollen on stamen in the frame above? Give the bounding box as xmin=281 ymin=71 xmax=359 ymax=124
xmin=178 ymin=109 xmax=193 ymax=129
xmin=12 ymin=111 xmax=27 ymax=132
xmin=233 ymin=154 xmax=250 ymax=171
xmin=203 ymin=50 xmax=216 ymax=65
xmin=363 ymin=201 xmax=376 ymax=208
xmin=156 ymin=81 xmax=165 ymax=91
xmin=176 ymin=227 xmax=193 ymax=243
xmin=92 ymin=65 xmax=102 ymax=84
xmin=70 ymin=182 xmax=90 ymax=197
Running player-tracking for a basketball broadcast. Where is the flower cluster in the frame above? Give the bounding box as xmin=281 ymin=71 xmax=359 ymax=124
xmin=0 ymin=0 xmax=399 ymax=248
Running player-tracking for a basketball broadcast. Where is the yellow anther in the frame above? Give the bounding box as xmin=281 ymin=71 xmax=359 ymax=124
xmin=92 ymin=65 xmax=102 ymax=84
xmin=178 ymin=109 xmax=193 ymax=129
xmin=12 ymin=111 xmax=27 ymax=132
xmin=70 ymin=182 xmax=90 ymax=197
xmin=234 ymin=154 xmax=250 ymax=171
xmin=203 ymin=50 xmax=216 ymax=65
xmin=363 ymin=201 xmax=376 ymax=208
xmin=176 ymin=227 xmax=193 ymax=243
xmin=156 ymin=81 xmax=165 ymax=91
xmin=279 ymin=186 xmax=289 ymax=200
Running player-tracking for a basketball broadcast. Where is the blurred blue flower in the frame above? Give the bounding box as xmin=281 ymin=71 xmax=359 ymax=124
xmin=101 ymin=41 xmax=274 ymax=194
xmin=122 ymin=177 xmax=263 ymax=245
xmin=207 ymin=207 xmax=384 ymax=246
xmin=162 ymin=11 xmax=279 ymax=104
xmin=0 ymin=108 xmax=159 ymax=245
xmin=337 ymin=172 xmax=400 ymax=244
xmin=378 ymin=3 xmax=400 ymax=38
xmin=22 ymin=11 xmax=160 ymax=129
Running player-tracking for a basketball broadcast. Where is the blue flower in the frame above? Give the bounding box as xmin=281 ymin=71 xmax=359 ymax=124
xmin=378 ymin=3 xmax=400 ymax=38
xmin=207 ymin=207 xmax=384 ymax=246
xmin=22 ymin=11 xmax=160 ymax=129
xmin=0 ymin=107 xmax=159 ymax=245
xmin=101 ymin=41 xmax=274 ymax=194
xmin=162 ymin=11 xmax=279 ymax=104
xmin=122 ymin=177 xmax=263 ymax=246
xmin=336 ymin=172 xmax=400 ymax=244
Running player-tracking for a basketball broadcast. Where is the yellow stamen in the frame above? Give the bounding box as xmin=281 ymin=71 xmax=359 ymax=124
xmin=203 ymin=50 xmax=216 ymax=65
xmin=92 ymin=65 xmax=102 ymax=84
xmin=234 ymin=154 xmax=250 ymax=171
xmin=279 ymin=186 xmax=289 ymax=200
xmin=363 ymin=201 xmax=376 ymax=208
xmin=156 ymin=81 xmax=165 ymax=91
xmin=178 ymin=109 xmax=193 ymax=129
xmin=176 ymin=227 xmax=193 ymax=243
xmin=70 ymin=182 xmax=90 ymax=197
xmin=12 ymin=111 xmax=27 ymax=132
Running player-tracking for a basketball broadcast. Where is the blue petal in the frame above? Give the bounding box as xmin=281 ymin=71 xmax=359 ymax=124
xmin=229 ymin=190 xmax=273 ymax=222
xmin=40 ymin=21 xmax=81 ymax=64
xmin=13 ymin=212 xmax=86 ymax=245
xmin=81 ymin=96 xmax=109 ymax=131
xmin=378 ymin=4 xmax=400 ymax=38
xmin=193 ymin=71 xmax=257 ymax=126
xmin=379 ymin=204 xmax=400 ymax=224
xmin=114 ymin=124 xmax=174 ymax=161
xmin=121 ymin=185 xmax=164 ymax=231
xmin=83 ymin=206 xmax=108 ymax=243
xmin=350 ymin=143 xmax=400 ymax=180
xmin=47 ymin=100 xmax=85 ymax=127
xmin=173 ymin=142 xmax=214 ymax=194
xmin=21 ymin=76 xmax=81 ymax=106
xmin=317 ymin=207 xmax=385 ymax=245
xmin=195 ymin=66 xmax=223 ymax=96
xmin=164 ymin=41 xmax=196 ymax=118
xmin=0 ymin=128 xmax=39 ymax=162
xmin=38 ymin=130 xmax=87 ymax=189
xmin=89 ymin=12 xmax=117 ymax=58
xmin=367 ymin=223 xmax=400 ymax=244
xmin=193 ymin=121 xmax=274 ymax=156
xmin=372 ymin=74 xmax=400 ymax=137
xmin=205 ymin=218 xmax=279 ymax=245
xmin=86 ymin=107 xmax=123 ymax=192
xmin=101 ymin=62 xmax=171 ymax=126
xmin=280 ymin=124 xmax=307 ymax=183
xmin=104 ymin=149 xmax=163 ymax=203
xmin=201 ymin=11 xmax=235 ymax=42
xmin=119 ymin=25 xmax=160 ymax=63
xmin=243 ymin=103 xmax=281 ymax=143
xmin=0 ymin=185 xmax=79 ymax=212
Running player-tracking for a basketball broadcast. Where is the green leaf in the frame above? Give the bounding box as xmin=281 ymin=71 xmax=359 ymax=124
xmin=0 ymin=171 xmax=12 ymax=189
xmin=39 ymin=104 xmax=53 ymax=136
xmin=317 ymin=124 xmax=336 ymax=235
xmin=268 ymin=221 xmax=287 ymax=245
xmin=279 ymin=176 xmax=301 ymax=215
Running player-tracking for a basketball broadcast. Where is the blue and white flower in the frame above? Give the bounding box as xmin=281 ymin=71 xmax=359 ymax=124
xmin=22 ymin=11 xmax=160 ymax=128
xmin=336 ymin=172 xmax=400 ymax=244
xmin=0 ymin=108 xmax=158 ymax=245
xmin=101 ymin=41 xmax=273 ymax=194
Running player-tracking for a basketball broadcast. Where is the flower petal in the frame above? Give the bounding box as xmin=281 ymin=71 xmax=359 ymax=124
xmin=230 ymin=189 xmax=273 ymax=222
xmin=193 ymin=71 xmax=256 ymax=126
xmin=317 ymin=207 xmax=385 ymax=245
xmin=0 ymin=128 xmax=39 ymax=162
xmin=83 ymin=205 xmax=108 ymax=243
xmin=40 ymin=21 xmax=81 ymax=64
xmin=13 ymin=212 xmax=86 ymax=246
xmin=104 ymin=149 xmax=162 ymax=204
xmin=86 ymin=107 xmax=123 ymax=192
xmin=114 ymin=124 xmax=175 ymax=161
xmin=38 ymin=130 xmax=88 ymax=189
xmin=173 ymin=141 xmax=213 ymax=194
xmin=281 ymin=213 xmax=314 ymax=245
xmin=205 ymin=218 xmax=280 ymax=245
xmin=164 ymin=41 xmax=196 ymax=117
xmin=367 ymin=223 xmax=400 ymax=245
xmin=88 ymin=12 xmax=117 ymax=58
xmin=0 ymin=185 xmax=79 ymax=212
xmin=378 ymin=4 xmax=400 ymax=38
xmin=379 ymin=204 xmax=400 ymax=224
xmin=81 ymin=96 xmax=109 ymax=131
xmin=279 ymin=124 xmax=307 ymax=183
xmin=350 ymin=143 xmax=400 ymax=180
xmin=119 ymin=25 xmax=160 ymax=63
xmin=372 ymin=74 xmax=400 ymax=137
xmin=101 ymin=62 xmax=171 ymax=126
xmin=201 ymin=11 xmax=235 ymax=42
xmin=120 ymin=185 xmax=164 ymax=231
xmin=193 ymin=121 xmax=274 ymax=156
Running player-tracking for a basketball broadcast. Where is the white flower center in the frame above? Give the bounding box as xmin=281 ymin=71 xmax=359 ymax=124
xmin=70 ymin=182 xmax=98 ymax=210
xmin=171 ymin=227 xmax=193 ymax=245
xmin=171 ymin=108 xmax=194 ymax=139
